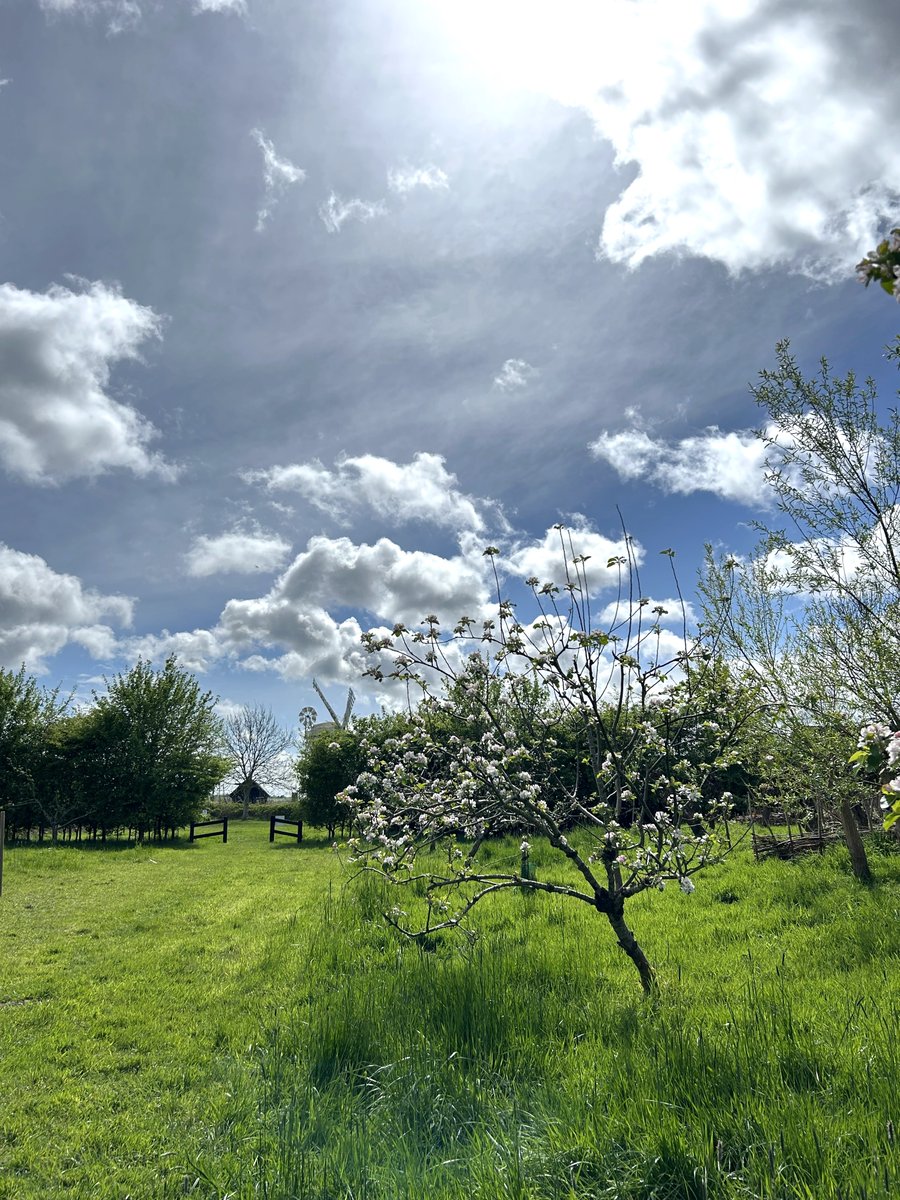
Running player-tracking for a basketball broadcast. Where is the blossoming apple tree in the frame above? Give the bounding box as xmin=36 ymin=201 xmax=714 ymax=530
xmin=851 ymin=722 xmax=900 ymax=830
xmin=341 ymin=529 xmax=755 ymax=995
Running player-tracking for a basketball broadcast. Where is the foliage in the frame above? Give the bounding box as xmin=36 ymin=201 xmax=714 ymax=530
xmin=0 ymin=666 xmax=68 ymax=827
xmin=746 ymin=340 xmax=900 ymax=725
xmin=346 ymin=531 xmax=751 ymax=994
xmin=296 ymin=727 xmax=363 ymax=837
xmin=851 ymin=721 xmax=900 ymax=830
xmin=699 ymin=340 xmax=900 ymax=880
xmin=90 ymin=656 xmax=227 ymax=835
xmin=856 ymin=226 xmax=900 ymax=299
xmin=220 ymin=703 xmax=293 ymax=818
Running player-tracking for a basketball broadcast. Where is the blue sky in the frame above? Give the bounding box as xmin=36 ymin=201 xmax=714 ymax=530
xmin=1 ymin=0 xmax=898 ymax=733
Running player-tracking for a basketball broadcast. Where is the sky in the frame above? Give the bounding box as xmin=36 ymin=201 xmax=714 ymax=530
xmin=1 ymin=0 xmax=899 ymax=735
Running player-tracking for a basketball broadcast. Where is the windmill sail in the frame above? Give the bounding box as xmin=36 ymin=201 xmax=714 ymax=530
xmin=310 ymin=680 xmax=356 ymax=731
xmin=312 ymin=679 xmax=342 ymax=726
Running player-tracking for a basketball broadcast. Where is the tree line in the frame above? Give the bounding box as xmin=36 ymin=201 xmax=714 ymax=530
xmin=0 ymin=658 xmax=224 ymax=842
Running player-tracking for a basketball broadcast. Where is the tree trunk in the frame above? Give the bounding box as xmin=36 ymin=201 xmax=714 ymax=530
xmin=605 ymin=906 xmax=656 ymax=995
xmin=242 ymin=782 xmax=250 ymax=820
xmin=839 ymin=797 xmax=872 ymax=883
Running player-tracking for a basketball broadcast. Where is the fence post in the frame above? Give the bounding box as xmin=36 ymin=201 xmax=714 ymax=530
xmin=269 ymin=813 xmax=276 ymax=843
xmin=189 ymin=821 xmax=196 ymax=843
xmin=222 ymin=817 xmax=228 ymax=844
xmin=0 ymin=808 xmax=5 ymax=897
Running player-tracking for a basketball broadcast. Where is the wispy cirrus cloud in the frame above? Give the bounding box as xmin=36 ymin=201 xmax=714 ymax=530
xmin=37 ymin=0 xmax=140 ymax=34
xmin=194 ymin=0 xmax=245 ymax=12
xmin=318 ymin=192 xmax=387 ymax=234
xmin=387 ymin=163 xmax=449 ymax=196
xmin=251 ymin=129 xmax=306 ymax=231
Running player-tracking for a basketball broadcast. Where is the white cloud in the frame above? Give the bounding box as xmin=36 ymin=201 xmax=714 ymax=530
xmin=0 ymin=544 xmax=132 ymax=672
xmin=588 ymin=1 xmax=900 ymax=276
xmin=207 ymin=535 xmax=493 ymax=683
xmin=248 ymin=451 xmax=499 ymax=534
xmin=251 ymin=129 xmax=306 ymax=232
xmin=185 ymin=527 xmax=291 ymax=577
xmin=0 ymin=279 xmax=173 ymax=484
xmin=387 ymin=164 xmax=450 ymax=196
xmin=589 ymin=423 xmax=773 ymax=507
xmin=493 ymin=358 xmax=538 ymax=392
xmin=221 ymin=535 xmax=492 ymax=636
xmin=505 ymin=522 xmax=644 ymax=596
xmin=433 ymin=0 xmax=900 ymax=277
xmin=194 ymin=0 xmax=245 ymax=12
xmin=120 ymin=628 xmax=227 ymax=674
xmin=37 ymin=0 xmax=140 ymax=34
xmin=318 ymin=192 xmax=388 ymax=234
xmin=596 ymin=596 xmax=696 ymax=628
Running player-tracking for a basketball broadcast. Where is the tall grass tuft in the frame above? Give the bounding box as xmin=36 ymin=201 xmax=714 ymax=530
xmin=188 ymin=842 xmax=900 ymax=1200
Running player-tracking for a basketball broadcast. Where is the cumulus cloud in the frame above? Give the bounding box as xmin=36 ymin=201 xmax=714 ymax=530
xmin=505 ymin=522 xmax=643 ymax=596
xmin=596 ymin=595 xmax=696 ymax=628
xmin=251 ymin=129 xmax=305 ymax=231
xmin=119 ymin=628 xmax=227 ymax=674
xmin=0 ymin=544 xmax=133 ymax=672
xmin=589 ymin=423 xmax=773 ymax=507
xmin=588 ymin=0 xmax=900 ymax=275
xmin=387 ymin=164 xmax=450 ymax=195
xmin=205 ymin=534 xmax=493 ymax=684
xmin=221 ymin=535 xmax=492 ymax=637
xmin=493 ymin=358 xmax=538 ymax=392
xmin=0 ymin=279 xmax=173 ymax=484
xmin=318 ymin=192 xmax=388 ymax=234
xmin=437 ymin=0 xmax=900 ymax=276
xmin=247 ymin=451 xmax=500 ymax=534
xmin=185 ymin=527 xmax=291 ymax=577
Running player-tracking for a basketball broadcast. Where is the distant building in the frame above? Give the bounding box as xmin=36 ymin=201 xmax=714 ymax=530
xmin=228 ymin=780 xmax=271 ymax=804
xmin=308 ymin=721 xmax=338 ymax=740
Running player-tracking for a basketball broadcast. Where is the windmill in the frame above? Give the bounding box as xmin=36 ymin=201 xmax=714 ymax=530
xmin=308 ymin=679 xmax=356 ymax=737
xmin=298 ymin=705 xmax=317 ymax=741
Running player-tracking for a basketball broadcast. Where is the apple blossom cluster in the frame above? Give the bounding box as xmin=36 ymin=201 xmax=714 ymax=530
xmin=851 ymin=723 xmax=900 ymax=829
xmin=856 ymin=229 xmax=900 ymax=302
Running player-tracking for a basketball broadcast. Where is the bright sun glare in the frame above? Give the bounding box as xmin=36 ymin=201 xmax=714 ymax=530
xmin=424 ymin=0 xmax=623 ymax=108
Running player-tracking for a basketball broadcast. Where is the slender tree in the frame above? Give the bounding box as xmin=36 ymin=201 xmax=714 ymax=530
xmin=698 ymin=340 xmax=900 ymax=879
xmin=344 ymin=530 xmax=749 ymax=995
xmin=222 ymin=703 xmax=293 ymax=818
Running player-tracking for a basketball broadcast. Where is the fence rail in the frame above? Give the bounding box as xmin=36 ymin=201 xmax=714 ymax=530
xmin=269 ymin=814 xmax=303 ymax=844
xmin=190 ymin=818 xmax=228 ymax=843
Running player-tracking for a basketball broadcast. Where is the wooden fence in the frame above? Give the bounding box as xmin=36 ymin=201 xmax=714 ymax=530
xmin=189 ymin=818 xmax=228 ymax=843
xmin=269 ymin=814 xmax=303 ymax=844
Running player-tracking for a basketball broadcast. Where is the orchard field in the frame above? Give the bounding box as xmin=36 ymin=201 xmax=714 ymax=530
xmin=1 ymin=823 xmax=900 ymax=1200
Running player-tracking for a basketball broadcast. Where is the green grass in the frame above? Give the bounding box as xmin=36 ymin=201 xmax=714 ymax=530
xmin=2 ymin=826 xmax=900 ymax=1198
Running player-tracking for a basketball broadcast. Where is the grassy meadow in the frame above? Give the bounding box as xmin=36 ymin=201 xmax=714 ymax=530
xmin=1 ymin=823 xmax=900 ymax=1199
